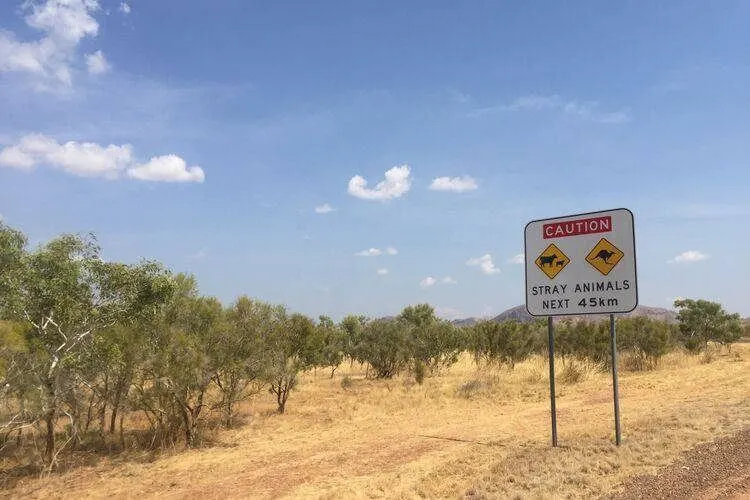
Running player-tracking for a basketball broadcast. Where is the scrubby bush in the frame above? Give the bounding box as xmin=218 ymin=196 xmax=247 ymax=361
xmin=674 ymin=299 xmax=742 ymax=353
xmin=351 ymin=318 xmax=413 ymax=378
xmin=616 ymin=317 xmax=675 ymax=370
xmin=470 ymin=320 xmax=543 ymax=369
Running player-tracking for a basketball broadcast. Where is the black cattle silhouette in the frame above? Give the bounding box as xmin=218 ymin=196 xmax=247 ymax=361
xmin=594 ymin=249 xmax=616 ymax=264
xmin=555 ymin=260 xmax=565 ymax=267
xmin=539 ymin=254 xmax=557 ymax=267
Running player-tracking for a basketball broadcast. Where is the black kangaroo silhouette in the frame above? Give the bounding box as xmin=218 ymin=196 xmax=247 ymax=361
xmin=539 ymin=254 xmax=557 ymax=267
xmin=594 ymin=249 xmax=616 ymax=264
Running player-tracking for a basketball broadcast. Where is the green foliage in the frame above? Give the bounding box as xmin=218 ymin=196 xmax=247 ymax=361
xmin=317 ymin=316 xmax=347 ymax=377
xmin=214 ymin=296 xmax=270 ymax=426
xmin=471 ymin=320 xmax=543 ymax=369
xmin=674 ymin=299 xmax=742 ymax=353
xmin=399 ymin=304 xmax=462 ymax=374
xmin=0 ymin=223 xmax=27 ymax=318
xmin=555 ymin=320 xmax=610 ymax=366
xmin=352 ymin=318 xmax=413 ymax=379
xmin=133 ymin=276 xmax=223 ymax=446
xmin=340 ymin=314 xmax=367 ymax=363
xmin=616 ymin=317 xmax=675 ymax=369
xmin=264 ymin=311 xmax=318 ymax=413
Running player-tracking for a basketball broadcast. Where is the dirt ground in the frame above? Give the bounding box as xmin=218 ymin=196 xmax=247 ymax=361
xmin=2 ymin=346 xmax=749 ymax=499
xmin=609 ymin=428 xmax=750 ymax=500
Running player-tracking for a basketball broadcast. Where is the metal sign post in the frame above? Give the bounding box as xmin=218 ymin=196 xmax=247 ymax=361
xmin=525 ymin=208 xmax=637 ymax=447
xmin=547 ymin=316 xmax=558 ymax=447
xmin=610 ymin=313 xmax=622 ymax=446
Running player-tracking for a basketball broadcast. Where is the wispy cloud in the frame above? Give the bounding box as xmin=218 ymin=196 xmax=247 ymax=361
xmin=355 ymin=247 xmax=397 ymax=257
xmin=508 ymin=253 xmax=524 ymax=265
xmin=668 ymin=250 xmax=709 ymax=264
xmin=315 ymin=203 xmax=335 ymax=214
xmin=356 ymin=248 xmax=382 ymax=257
xmin=467 ymin=254 xmax=501 ymax=275
xmin=470 ymin=94 xmax=631 ymax=124
xmin=429 ymin=175 xmax=478 ymax=193
xmin=348 ymin=164 xmax=411 ymax=201
xmin=377 ymin=268 xmax=388 ymax=276
xmin=442 ymin=276 xmax=458 ymax=285
xmin=186 ymin=249 xmax=207 ymax=261
xmin=420 ymin=276 xmax=437 ymax=288
xmin=85 ymin=50 xmax=110 ymax=75
xmin=119 ymin=2 xmax=131 ymax=14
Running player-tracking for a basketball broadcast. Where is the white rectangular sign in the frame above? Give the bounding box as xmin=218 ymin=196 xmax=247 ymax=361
xmin=525 ymin=208 xmax=638 ymax=316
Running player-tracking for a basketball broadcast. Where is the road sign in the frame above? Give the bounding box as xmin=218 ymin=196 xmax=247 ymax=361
xmin=525 ymin=208 xmax=637 ymax=316
xmin=535 ymin=243 xmax=570 ymax=279
xmin=586 ymin=238 xmax=624 ymax=276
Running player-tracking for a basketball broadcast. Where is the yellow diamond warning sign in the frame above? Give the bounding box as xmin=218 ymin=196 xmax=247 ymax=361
xmin=586 ymin=238 xmax=624 ymax=276
xmin=535 ymin=243 xmax=570 ymax=279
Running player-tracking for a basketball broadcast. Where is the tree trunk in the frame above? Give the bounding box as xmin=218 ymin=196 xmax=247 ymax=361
xmin=43 ymin=377 xmax=57 ymax=465
xmin=109 ymin=404 xmax=118 ymax=435
xmin=44 ymin=409 xmax=55 ymax=464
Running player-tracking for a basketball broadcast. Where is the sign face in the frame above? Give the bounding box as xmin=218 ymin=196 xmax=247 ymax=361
xmin=535 ymin=243 xmax=570 ymax=279
xmin=525 ymin=208 xmax=638 ymax=316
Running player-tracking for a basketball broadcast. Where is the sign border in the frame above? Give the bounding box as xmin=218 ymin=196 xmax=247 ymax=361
xmin=524 ymin=208 xmax=639 ymax=317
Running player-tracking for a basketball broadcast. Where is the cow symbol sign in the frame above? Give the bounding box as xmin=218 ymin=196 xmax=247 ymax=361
xmin=535 ymin=243 xmax=570 ymax=279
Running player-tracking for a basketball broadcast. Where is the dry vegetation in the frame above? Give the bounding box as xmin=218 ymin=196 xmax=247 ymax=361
xmin=2 ymin=344 xmax=748 ymax=499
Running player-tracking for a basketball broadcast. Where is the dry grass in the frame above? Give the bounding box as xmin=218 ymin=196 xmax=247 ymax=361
xmin=2 ymin=346 xmax=749 ymax=499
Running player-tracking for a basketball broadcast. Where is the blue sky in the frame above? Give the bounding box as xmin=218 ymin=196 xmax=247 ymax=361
xmin=1 ymin=1 xmax=749 ymax=319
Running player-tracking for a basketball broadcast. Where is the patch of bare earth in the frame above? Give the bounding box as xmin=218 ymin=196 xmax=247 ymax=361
xmin=609 ymin=428 xmax=750 ymax=500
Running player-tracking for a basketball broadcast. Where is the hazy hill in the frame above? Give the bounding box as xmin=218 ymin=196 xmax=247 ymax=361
xmin=451 ymin=304 xmax=678 ymax=326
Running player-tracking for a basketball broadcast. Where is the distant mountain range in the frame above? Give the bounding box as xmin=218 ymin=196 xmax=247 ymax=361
xmin=452 ymin=304 xmax=678 ymax=326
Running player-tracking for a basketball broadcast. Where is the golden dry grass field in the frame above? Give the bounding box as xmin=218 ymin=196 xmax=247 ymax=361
xmin=3 ymin=345 xmax=749 ymax=499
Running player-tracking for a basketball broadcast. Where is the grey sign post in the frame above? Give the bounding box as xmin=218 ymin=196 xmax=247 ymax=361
xmin=525 ymin=208 xmax=637 ymax=447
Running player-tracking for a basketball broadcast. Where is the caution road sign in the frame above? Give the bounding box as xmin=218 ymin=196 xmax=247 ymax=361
xmin=535 ymin=243 xmax=570 ymax=279
xmin=586 ymin=238 xmax=624 ymax=276
xmin=524 ymin=208 xmax=638 ymax=316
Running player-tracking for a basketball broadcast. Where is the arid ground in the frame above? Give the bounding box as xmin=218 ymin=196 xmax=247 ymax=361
xmin=3 ymin=345 xmax=749 ymax=499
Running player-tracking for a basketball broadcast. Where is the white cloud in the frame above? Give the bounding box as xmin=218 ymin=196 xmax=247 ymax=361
xmin=127 ymin=155 xmax=205 ymax=183
xmin=0 ymin=133 xmax=131 ymax=177
xmin=85 ymin=50 xmax=109 ymax=75
xmin=385 ymin=247 xmax=398 ymax=255
xmin=315 ymin=203 xmax=335 ymax=214
xmin=347 ymin=164 xmax=411 ymax=201
xmin=356 ymin=248 xmax=382 ymax=257
xmin=668 ymin=250 xmax=709 ymax=264
xmin=508 ymin=253 xmax=524 ymax=265
xmin=377 ymin=268 xmax=388 ymax=276
xmin=442 ymin=276 xmax=458 ymax=285
xmin=420 ymin=276 xmax=437 ymax=288
xmin=119 ymin=2 xmax=131 ymax=14
xmin=0 ymin=0 xmax=104 ymax=89
xmin=429 ymin=175 xmax=478 ymax=193
xmin=0 ymin=134 xmax=204 ymax=182
xmin=467 ymin=254 xmax=501 ymax=275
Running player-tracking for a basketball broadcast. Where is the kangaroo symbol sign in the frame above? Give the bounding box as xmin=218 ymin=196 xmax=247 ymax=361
xmin=525 ymin=208 xmax=638 ymax=316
